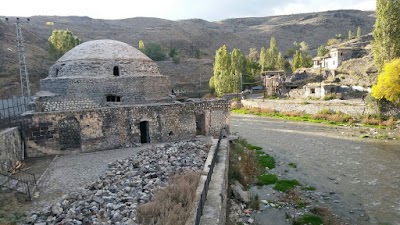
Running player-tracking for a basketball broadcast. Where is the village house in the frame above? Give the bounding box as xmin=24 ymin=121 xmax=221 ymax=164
xmin=313 ymin=47 xmax=353 ymax=69
xmin=262 ymin=70 xmax=286 ymax=96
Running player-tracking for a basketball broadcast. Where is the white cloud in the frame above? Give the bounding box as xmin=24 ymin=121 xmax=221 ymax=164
xmin=0 ymin=0 xmax=375 ymax=21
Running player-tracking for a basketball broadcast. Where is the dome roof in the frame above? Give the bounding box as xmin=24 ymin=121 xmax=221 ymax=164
xmin=58 ymin=39 xmax=151 ymax=62
xmin=47 ymin=39 xmax=161 ymax=78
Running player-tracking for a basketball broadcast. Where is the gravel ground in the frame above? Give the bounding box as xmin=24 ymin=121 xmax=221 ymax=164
xmin=231 ymin=113 xmax=400 ymax=225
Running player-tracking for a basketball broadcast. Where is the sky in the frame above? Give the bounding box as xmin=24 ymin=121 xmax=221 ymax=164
xmin=1 ymin=0 xmax=375 ymax=21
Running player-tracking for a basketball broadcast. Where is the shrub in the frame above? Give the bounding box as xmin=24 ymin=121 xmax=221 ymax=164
xmin=144 ymin=43 xmax=166 ymax=61
xmin=137 ymin=171 xmax=201 ymax=225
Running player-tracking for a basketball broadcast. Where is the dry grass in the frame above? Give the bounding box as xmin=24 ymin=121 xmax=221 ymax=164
xmin=283 ymin=111 xmax=304 ymax=117
xmin=312 ymin=110 xmax=352 ymax=123
xmin=361 ymin=116 xmax=381 ymax=126
xmin=382 ymin=117 xmax=397 ymax=129
xmin=137 ymin=171 xmax=201 ymax=225
xmin=247 ymin=107 xmax=276 ymax=114
xmin=311 ymin=206 xmax=345 ymax=225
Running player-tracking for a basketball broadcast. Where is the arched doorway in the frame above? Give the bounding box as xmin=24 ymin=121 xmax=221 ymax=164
xmin=58 ymin=117 xmax=81 ymax=150
xmin=113 ymin=66 xmax=120 ymax=76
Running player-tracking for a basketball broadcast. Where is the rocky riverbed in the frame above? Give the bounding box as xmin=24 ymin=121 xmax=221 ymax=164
xmin=25 ymin=140 xmax=209 ymax=225
xmin=231 ymin=114 xmax=400 ymax=225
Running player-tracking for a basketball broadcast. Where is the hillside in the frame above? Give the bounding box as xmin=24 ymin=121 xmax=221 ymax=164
xmin=0 ymin=10 xmax=376 ymax=97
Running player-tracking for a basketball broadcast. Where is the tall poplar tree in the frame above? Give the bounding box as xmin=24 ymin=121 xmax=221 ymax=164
xmin=372 ymin=0 xmax=400 ymax=71
xmin=48 ymin=29 xmax=80 ymax=60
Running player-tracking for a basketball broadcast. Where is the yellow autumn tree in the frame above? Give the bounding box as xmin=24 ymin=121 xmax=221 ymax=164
xmin=371 ymin=58 xmax=400 ymax=105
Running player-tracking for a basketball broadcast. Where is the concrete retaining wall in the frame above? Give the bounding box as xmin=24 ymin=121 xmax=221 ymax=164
xmin=242 ymin=99 xmax=376 ymax=116
xmin=186 ymin=138 xmax=229 ymax=225
xmin=0 ymin=127 xmax=23 ymax=173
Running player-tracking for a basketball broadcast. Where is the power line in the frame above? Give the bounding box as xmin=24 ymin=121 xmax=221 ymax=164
xmin=5 ymin=17 xmax=31 ymax=99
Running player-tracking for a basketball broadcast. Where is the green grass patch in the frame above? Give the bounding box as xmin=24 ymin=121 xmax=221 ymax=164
xmin=274 ymin=179 xmax=301 ymax=192
xmin=258 ymin=154 xmax=276 ymax=169
xmin=245 ymin=143 xmax=262 ymax=150
xmin=292 ymin=214 xmax=323 ymax=225
xmin=302 ymin=186 xmax=316 ymax=191
xmin=257 ymin=174 xmax=278 ymax=186
xmin=288 ymin=162 xmax=297 ymax=168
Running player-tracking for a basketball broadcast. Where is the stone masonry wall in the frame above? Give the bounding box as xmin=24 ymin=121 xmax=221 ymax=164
xmin=38 ymin=75 xmax=173 ymax=112
xmin=0 ymin=127 xmax=23 ymax=173
xmin=241 ymin=99 xmax=376 ymax=116
xmin=22 ymin=100 xmax=229 ymax=157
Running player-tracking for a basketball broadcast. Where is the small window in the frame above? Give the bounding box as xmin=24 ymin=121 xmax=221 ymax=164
xmin=55 ymin=68 xmax=59 ymax=76
xmin=331 ymin=88 xmax=335 ymax=93
xmin=106 ymin=95 xmax=121 ymax=102
xmin=113 ymin=66 xmax=120 ymax=76
xmin=311 ymin=88 xmax=315 ymax=94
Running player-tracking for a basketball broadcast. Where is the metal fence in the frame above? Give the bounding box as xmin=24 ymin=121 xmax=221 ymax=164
xmin=0 ymin=96 xmax=30 ymax=129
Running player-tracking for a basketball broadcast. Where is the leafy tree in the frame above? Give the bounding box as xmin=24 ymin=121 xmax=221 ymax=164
xmin=348 ymin=30 xmax=353 ymax=40
xmin=248 ymin=48 xmax=259 ymax=62
xmin=194 ymin=48 xmax=201 ymax=59
xmin=48 ymin=29 xmax=80 ymax=60
xmin=276 ymin=52 xmax=285 ymax=70
xmin=292 ymin=50 xmax=302 ymax=71
xmin=372 ymin=0 xmax=400 ymax=71
xmin=259 ymin=47 xmax=267 ymax=71
xmin=317 ymin=45 xmax=329 ymax=57
xmin=327 ymin=38 xmax=340 ymax=46
xmin=231 ymin=48 xmax=244 ymax=92
xmin=169 ymin=48 xmax=178 ymax=57
xmin=371 ymin=58 xmax=400 ymax=104
xmin=144 ymin=43 xmax=166 ymax=61
xmin=138 ymin=40 xmax=145 ymax=52
xmin=357 ymin=26 xmax=361 ymax=38
xmin=299 ymin=41 xmax=309 ymax=53
xmin=266 ymin=37 xmax=279 ymax=69
xmin=210 ymin=45 xmax=230 ymax=96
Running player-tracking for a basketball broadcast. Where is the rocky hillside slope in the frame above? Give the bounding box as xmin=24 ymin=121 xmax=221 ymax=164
xmin=0 ymin=10 xmax=376 ymax=97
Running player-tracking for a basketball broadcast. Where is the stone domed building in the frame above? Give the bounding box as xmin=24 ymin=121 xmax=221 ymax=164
xmin=22 ymin=40 xmax=228 ymax=157
xmin=35 ymin=40 xmax=173 ymax=112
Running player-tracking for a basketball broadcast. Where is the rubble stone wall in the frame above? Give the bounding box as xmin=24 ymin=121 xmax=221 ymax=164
xmin=22 ymin=100 xmax=229 ymax=157
xmin=38 ymin=75 xmax=173 ymax=112
xmin=0 ymin=127 xmax=23 ymax=173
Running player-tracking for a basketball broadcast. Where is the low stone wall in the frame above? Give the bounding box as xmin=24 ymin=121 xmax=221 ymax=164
xmin=186 ymin=138 xmax=229 ymax=225
xmin=0 ymin=127 xmax=23 ymax=173
xmin=241 ymin=99 xmax=376 ymax=116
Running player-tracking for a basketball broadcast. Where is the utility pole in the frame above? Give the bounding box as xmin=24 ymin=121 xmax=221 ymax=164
xmin=6 ymin=17 xmax=31 ymax=99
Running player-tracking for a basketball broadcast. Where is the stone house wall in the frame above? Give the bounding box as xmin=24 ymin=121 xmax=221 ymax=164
xmin=37 ymin=75 xmax=173 ymax=112
xmin=22 ymin=100 xmax=229 ymax=157
xmin=0 ymin=127 xmax=23 ymax=173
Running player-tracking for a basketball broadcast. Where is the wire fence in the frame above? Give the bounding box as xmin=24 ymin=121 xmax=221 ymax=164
xmin=0 ymin=96 xmax=30 ymax=129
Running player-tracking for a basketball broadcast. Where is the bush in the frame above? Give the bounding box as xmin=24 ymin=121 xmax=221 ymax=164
xmin=144 ymin=43 xmax=166 ymax=61
xmin=137 ymin=171 xmax=200 ymax=225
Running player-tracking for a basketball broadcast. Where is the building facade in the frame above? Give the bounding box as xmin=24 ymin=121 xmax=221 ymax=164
xmin=22 ymin=40 xmax=229 ymax=157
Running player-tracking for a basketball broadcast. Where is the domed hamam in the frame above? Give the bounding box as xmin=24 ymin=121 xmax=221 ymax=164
xmin=37 ymin=40 xmax=172 ymax=112
xmin=48 ymin=39 xmax=160 ymax=78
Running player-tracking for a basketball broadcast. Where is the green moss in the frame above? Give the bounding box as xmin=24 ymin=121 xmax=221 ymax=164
xmin=258 ymin=154 xmax=276 ymax=169
xmin=274 ymin=179 xmax=301 ymax=192
xmin=257 ymin=174 xmax=278 ymax=186
xmin=292 ymin=214 xmax=323 ymax=225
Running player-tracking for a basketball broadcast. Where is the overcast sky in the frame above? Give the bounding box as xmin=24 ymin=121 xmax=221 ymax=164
xmin=1 ymin=0 xmax=375 ymax=21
